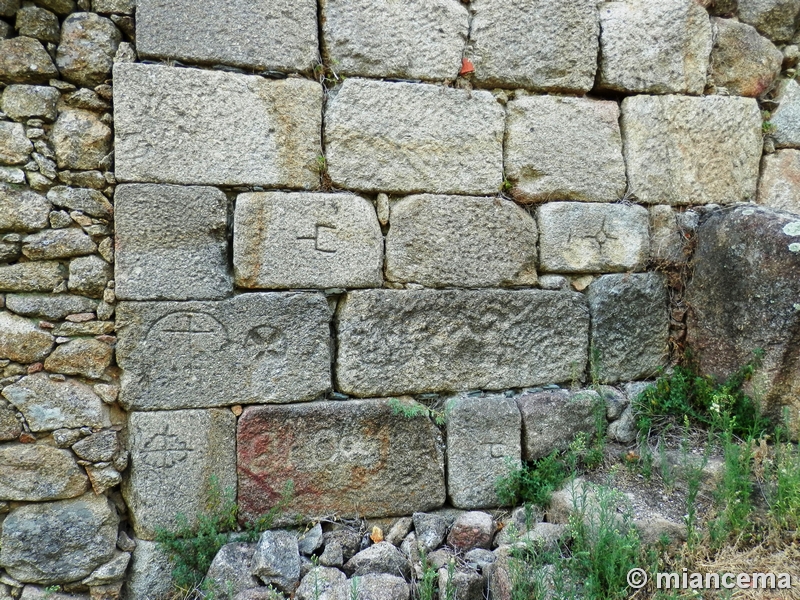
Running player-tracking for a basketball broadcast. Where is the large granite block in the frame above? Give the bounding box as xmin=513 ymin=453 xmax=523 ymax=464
xmin=114 ymin=64 xmax=322 ymax=188
xmin=336 ymin=289 xmax=589 ymax=396
xmin=325 ymin=79 xmax=504 ymax=195
xmin=234 ymin=192 xmax=383 ymax=289
xmin=115 ymin=183 xmax=232 ymax=301
xmin=116 ymin=293 xmax=331 ymax=410
xmin=123 ymin=409 xmax=236 ymax=540
xmin=136 ymin=0 xmax=318 ymax=72
xmin=237 ymin=399 xmax=445 ymax=522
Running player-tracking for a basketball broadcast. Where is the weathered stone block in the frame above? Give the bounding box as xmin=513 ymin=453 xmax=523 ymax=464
xmin=466 ymin=0 xmax=598 ymax=92
xmin=48 ymin=186 xmax=112 ymax=219
xmin=0 ymin=261 xmax=65 ymax=292
xmin=622 ymin=95 xmax=762 ymax=205
xmin=649 ymin=205 xmax=698 ymax=264
xmin=0 ymin=183 xmax=50 ymax=232
xmin=122 ymin=540 xmax=173 ymax=600
xmin=234 ymin=192 xmax=383 ymax=290
xmin=123 ymin=409 xmax=236 ymax=540
xmin=321 ymin=0 xmax=467 ymax=81
xmin=68 ymin=255 xmax=112 ymax=298
xmin=53 ymin=108 xmax=112 ymax=171
xmin=0 ymin=493 xmax=118 ymax=585
xmin=587 ymin=273 xmax=670 ymax=383
xmin=56 ymin=12 xmax=120 ymax=87
xmin=4 ymin=293 xmax=98 ymax=320
xmin=2 ymin=372 xmax=111 ymax=431
xmin=0 ymin=37 xmax=58 ymax=83
xmin=446 ymin=394 xmax=521 ymax=509
xmin=710 ymin=18 xmax=782 ymax=98
xmin=759 ymin=150 xmax=800 ymax=214
xmin=385 ymin=195 xmax=538 ymax=288
xmin=16 ymin=6 xmax=60 ymax=44
xmin=238 ymin=399 xmax=445 ymax=522
xmin=115 ymin=184 xmax=232 ymax=301
xmin=0 ymin=121 xmax=33 ymax=164
xmin=537 ymin=202 xmax=649 ymax=273
xmin=598 ymin=0 xmax=712 ymax=94
xmin=336 ymin=289 xmax=589 ymax=396
xmin=325 ymin=79 xmax=504 ymax=195
xmin=116 ymin=293 xmax=331 ymax=410
xmin=114 ymin=63 xmax=322 ymax=188
xmin=44 ymin=337 xmax=114 ymax=380
xmin=505 ymin=96 xmax=626 ymax=203
xmin=0 ymin=311 xmax=53 ymax=363
xmin=1 ymin=85 xmax=59 ymax=121
xmin=0 ymin=443 xmax=88 ymax=501
xmin=771 ymin=78 xmax=800 ymax=148
xmin=738 ymin=0 xmax=800 ymax=42
xmin=137 ymin=0 xmax=317 ymax=72
xmin=92 ymin=0 xmax=135 ymax=13
xmin=22 ymin=228 xmax=96 ymax=260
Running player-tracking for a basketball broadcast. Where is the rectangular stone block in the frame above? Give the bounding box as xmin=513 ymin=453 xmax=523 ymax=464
xmin=123 ymin=409 xmax=237 ymax=540
xmin=505 ymin=96 xmax=627 ymax=203
xmin=446 ymin=394 xmax=521 ymax=509
xmin=136 ymin=0 xmax=317 ymax=72
xmin=116 ymin=293 xmax=331 ymax=410
xmin=114 ymin=64 xmax=322 ymax=188
xmin=538 ymin=202 xmax=649 ymax=273
xmin=325 ymin=79 xmax=504 ymax=195
xmin=115 ymin=184 xmax=232 ymax=301
xmin=466 ymin=0 xmax=599 ymax=92
xmin=321 ymin=0 xmax=468 ymax=81
xmin=336 ymin=289 xmax=589 ymax=396
xmin=237 ymin=399 xmax=445 ymax=522
xmin=233 ymin=192 xmax=383 ymax=289
xmin=385 ymin=194 xmax=538 ymax=288
xmin=622 ymin=95 xmax=762 ymax=205
xmin=758 ymin=150 xmax=800 ymax=214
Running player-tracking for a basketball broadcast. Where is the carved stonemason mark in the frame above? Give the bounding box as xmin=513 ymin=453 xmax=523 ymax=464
xmin=297 ymin=223 xmax=338 ymax=254
xmin=140 ymin=426 xmax=193 ymax=468
xmin=567 ymin=216 xmax=620 ymax=253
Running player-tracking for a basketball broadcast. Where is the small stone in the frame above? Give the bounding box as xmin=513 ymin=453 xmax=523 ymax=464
xmin=93 ymin=383 xmax=118 ymax=404
xmin=92 ymin=0 xmax=135 ymax=14
xmin=538 ymin=274 xmax=568 ymax=291
xmin=376 ymin=193 xmax=389 ymax=226
xmin=252 ymin=531 xmax=300 ymax=594
xmin=98 ymin=237 xmax=113 ymax=263
xmin=385 ymin=517 xmax=413 ymax=547
xmin=343 ymin=574 xmax=409 ymax=600
xmin=649 ymin=205 xmax=696 ymax=264
xmin=58 ymin=170 xmax=107 ymax=190
xmin=343 ymin=542 xmax=410 ymax=579
xmin=412 ymin=513 xmax=449 ymax=554
xmin=0 ymin=0 xmax=18 ymax=18
xmin=295 ymin=566 xmax=346 ymax=600
xmin=48 ymin=187 xmax=113 ymax=220
xmin=204 ymin=543 xmax=260 ymax=598
xmin=19 ymin=586 xmax=90 ymax=600
xmin=53 ymin=428 xmax=82 ymax=447
xmin=68 ymin=255 xmax=111 ymax=298
xmin=0 ymin=442 xmax=87 ymax=500
xmin=297 ymin=524 xmax=324 ymax=556
xmin=56 ymin=13 xmax=121 ymax=87
xmin=4 ymin=293 xmax=98 ymax=320
xmin=44 ymin=337 xmax=113 ymax=380
xmin=64 ymin=88 xmax=110 ymax=112
xmin=438 ymin=568 xmax=483 ymax=600
xmin=447 ymin=512 xmax=495 ymax=551
xmin=710 ymin=18 xmax=783 ymax=98
xmin=319 ymin=541 xmax=343 ymax=568
xmin=22 ymin=228 xmax=96 ymax=260
xmin=72 ymin=430 xmax=118 ymax=462
xmin=0 ymin=121 xmax=33 ymax=164
xmin=1 ymin=84 xmax=59 ymax=121
xmin=122 ymin=540 xmax=172 ymax=600
xmin=0 ymin=404 xmax=22 ymax=440
xmin=0 ymin=311 xmax=53 ymax=363
xmin=608 ymin=405 xmax=637 ymax=443
xmin=15 ymin=6 xmax=60 ymax=44
xmin=758 ymin=149 xmax=800 ymax=213
xmin=0 ymin=183 xmax=51 ymax=231
xmin=738 ymin=0 xmax=800 ymax=42
xmin=84 ymin=463 xmax=120 ymax=494
xmin=49 ymin=210 xmax=71 ymax=228
xmin=0 ymin=37 xmax=58 ymax=84
xmin=52 ymin=109 xmax=112 ymax=170
xmin=80 ymin=551 xmax=130 ymax=586
xmin=33 ymin=0 xmax=76 ymax=16
xmin=112 ymin=40 xmax=135 ymax=63
xmin=0 ymin=166 xmax=25 ymax=184
xmin=770 ymin=78 xmax=800 ymax=148
xmin=116 ymin=531 xmax=135 ymax=553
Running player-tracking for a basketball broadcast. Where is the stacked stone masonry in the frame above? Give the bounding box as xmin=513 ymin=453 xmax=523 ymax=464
xmin=1 ymin=0 xmax=800 ymax=598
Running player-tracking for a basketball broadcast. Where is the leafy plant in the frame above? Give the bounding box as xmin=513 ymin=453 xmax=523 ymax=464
xmin=388 ymin=397 xmax=450 ymax=427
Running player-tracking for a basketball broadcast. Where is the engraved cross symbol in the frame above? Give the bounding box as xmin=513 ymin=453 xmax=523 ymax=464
xmin=140 ymin=426 xmax=193 ymax=469
xmin=567 ymin=217 xmax=619 ymax=252
xmin=297 ymin=223 xmax=338 ymax=254
xmin=160 ymin=313 xmax=217 ymax=334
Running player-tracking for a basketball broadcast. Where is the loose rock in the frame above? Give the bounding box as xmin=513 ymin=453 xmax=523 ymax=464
xmin=0 ymin=443 xmax=88 ymax=501
xmin=447 ymin=512 xmax=495 ymax=551
xmin=1 ymin=85 xmax=59 ymax=121
xmin=52 ymin=109 xmax=112 ymax=171
xmin=343 ymin=542 xmax=410 ymax=579
xmin=0 ymin=311 xmax=53 ymax=363
xmin=56 ymin=12 xmax=121 ymax=87
xmin=205 ymin=543 xmax=260 ymax=598
xmin=738 ymin=0 xmax=800 ymax=42
xmin=252 ymin=531 xmax=300 ymax=594
xmin=0 ymin=37 xmax=58 ymax=84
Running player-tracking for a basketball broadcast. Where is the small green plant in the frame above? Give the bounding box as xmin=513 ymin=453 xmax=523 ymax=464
xmin=349 ymin=576 xmax=360 ymax=600
xmin=708 ymin=425 xmax=755 ymax=548
xmin=764 ymin=437 xmax=800 ymax=530
xmin=315 ymin=154 xmax=327 ymax=174
xmin=762 ymin=110 xmax=777 ymax=135
xmin=495 ymin=450 xmax=570 ymax=507
xmin=388 ymin=397 xmax=451 ymax=427
xmin=501 ymin=179 xmax=513 ymax=193
xmin=415 ymin=552 xmax=438 ymax=600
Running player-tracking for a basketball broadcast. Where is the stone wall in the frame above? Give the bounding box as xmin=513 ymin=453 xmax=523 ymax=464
xmin=1 ymin=0 xmax=799 ymax=598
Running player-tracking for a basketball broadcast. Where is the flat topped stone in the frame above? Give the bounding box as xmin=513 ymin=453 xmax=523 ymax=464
xmin=325 ymin=78 xmax=504 ymax=196
xmin=0 ymin=443 xmax=88 ymax=501
xmin=771 ymin=78 xmax=800 ymax=149
xmin=0 ymin=183 xmax=51 ymax=231
xmin=234 ymin=192 xmax=383 ymax=290
xmin=237 ymin=399 xmax=445 ymax=523
xmin=136 ymin=0 xmax=318 ymax=72
xmin=335 ymin=289 xmax=589 ymax=397
xmin=758 ymin=150 xmax=800 ymax=214
xmin=116 ymin=293 xmax=331 ymax=410
xmin=114 ymin=63 xmax=322 ymax=188
xmin=115 ymin=183 xmax=232 ymax=301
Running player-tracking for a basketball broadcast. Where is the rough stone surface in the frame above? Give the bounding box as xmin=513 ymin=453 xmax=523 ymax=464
xmin=447 ymin=511 xmax=495 ymax=551
xmin=438 ymin=569 xmax=483 ymax=600
xmin=608 ymin=405 xmax=637 ymax=443
xmin=48 ymin=186 xmax=112 ymax=219
xmin=123 ymin=409 xmax=237 ymax=540
xmin=0 ymin=184 xmax=50 ymax=231
xmin=44 ymin=338 xmax=113 ymax=379
xmin=1 ymin=84 xmax=59 ymax=121
xmin=321 ymin=0 xmax=467 ymax=81
xmin=68 ymin=255 xmax=112 ymax=298
xmin=759 ymin=150 xmax=800 ymax=214
xmin=649 ymin=205 xmax=698 ymax=264
xmin=587 ymin=273 xmax=669 ymax=383
xmin=116 ymin=293 xmax=331 ymax=410
xmin=234 ymin=192 xmax=383 ymax=290
xmin=72 ymin=430 xmax=118 ymax=462
xmin=115 ymin=184 xmax=232 ymax=301
xmin=56 ymin=12 xmax=120 ymax=87
xmin=252 ymin=531 xmax=300 ymax=594
xmin=516 ymin=389 xmax=601 ymax=461
xmin=0 ymin=311 xmax=53 ymax=363
xmin=52 ymin=109 xmax=112 ymax=171
xmin=537 ymin=202 xmax=650 ymax=273
xmin=80 ymin=550 xmax=130 ymax=586
xmin=738 ymin=0 xmax=800 ymax=42
xmin=114 ymin=63 xmax=322 ymax=188
xmin=466 ymin=0 xmax=598 ymax=92
xmin=710 ymin=18 xmax=782 ymax=97
xmin=343 ymin=543 xmax=410 ymax=579
xmin=385 ymin=195 xmax=538 ymax=288
xmin=1 ymin=372 xmax=111 ymax=431
xmin=32 ymin=0 xmax=75 ymax=16
xmin=0 ymin=0 xmax=17 ymax=17
xmin=325 ymin=78 xmax=504 ymax=195
xmin=686 ymin=206 xmax=800 ymax=436
xmin=0 ymin=405 xmax=22 ymax=440
xmin=339 ymin=574 xmax=409 ymax=600
xmin=0 ymin=122 xmax=32 ymax=164
xmin=16 ymin=6 xmax=60 ymax=43
xmin=771 ymin=78 xmax=800 ymax=148
xmin=92 ymin=0 xmax=135 ymax=13
xmin=446 ymin=394 xmax=522 ymax=509
xmin=0 ymin=493 xmax=118 ymax=585
xmin=505 ymin=96 xmax=626 ymax=203
xmin=122 ymin=540 xmax=172 ymax=600
xmin=137 ymin=0 xmax=317 ymax=72
xmin=238 ymin=399 xmax=445 ymax=522
xmin=4 ymin=293 xmax=97 ymax=320
xmin=296 ymin=566 xmax=346 ymax=600
xmin=412 ymin=513 xmax=449 ymax=554
xmin=0 ymin=443 xmax=88 ymax=501
xmin=622 ymin=95 xmax=762 ymax=205
xmin=0 ymin=261 xmax=65 ymax=292
xmin=598 ymin=0 xmax=712 ymax=94
xmin=205 ymin=543 xmax=259 ymax=598
xmin=22 ymin=228 xmax=96 ymax=260
xmin=336 ymin=289 xmax=589 ymax=396
xmin=0 ymin=37 xmax=58 ymax=83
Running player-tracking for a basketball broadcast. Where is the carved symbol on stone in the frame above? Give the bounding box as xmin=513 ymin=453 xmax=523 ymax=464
xmin=244 ymin=324 xmax=286 ymax=360
xmin=297 ymin=223 xmax=338 ymax=254
xmin=568 ymin=216 xmax=620 ymax=254
xmin=140 ymin=426 xmax=193 ymax=468
xmin=146 ymin=311 xmax=228 ymax=354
